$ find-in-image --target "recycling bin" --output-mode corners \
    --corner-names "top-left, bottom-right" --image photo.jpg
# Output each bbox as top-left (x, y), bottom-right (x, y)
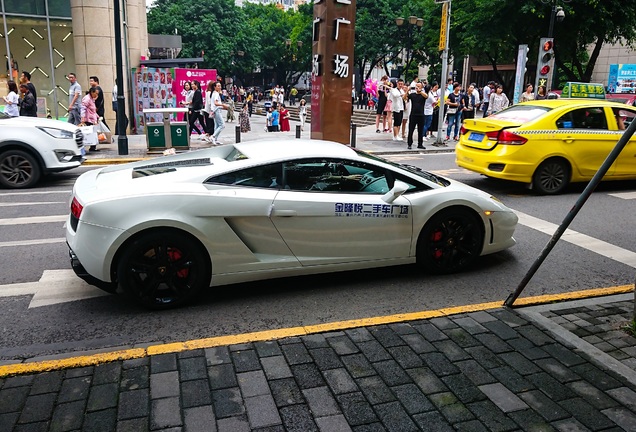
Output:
top-left (143, 107), bottom-right (190, 151)
top-left (170, 122), bottom-right (189, 149)
top-left (146, 122), bottom-right (166, 149)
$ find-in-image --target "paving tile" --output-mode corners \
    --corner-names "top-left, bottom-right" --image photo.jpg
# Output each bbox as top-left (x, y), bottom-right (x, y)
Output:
top-left (237, 370), bottom-right (270, 398)
top-left (356, 340), bottom-right (392, 362)
top-left (150, 396), bottom-right (182, 429)
top-left (310, 347), bottom-right (344, 371)
top-left (116, 416), bottom-right (149, 432)
top-left (465, 345), bottom-right (506, 370)
top-left (466, 400), bottom-right (519, 431)
top-left (507, 337), bottom-right (550, 361)
top-left (0, 412), bottom-right (18, 431)
top-left (92, 362), bottom-right (122, 385)
top-left (14, 421), bottom-right (49, 432)
top-left (454, 359), bottom-right (496, 386)
top-left (336, 392), bottom-right (378, 426)
top-left (17, 393), bottom-right (56, 424)
top-left (562, 397), bottom-right (616, 430)
top-left (323, 368), bottom-right (358, 394)
top-left (566, 381), bottom-right (619, 410)
top-left (519, 390), bottom-right (570, 422)
top-left (482, 320), bottom-right (519, 340)
top-left (232, 349), bottom-right (262, 372)
top-left (345, 328), bottom-right (374, 343)
top-left (489, 366), bottom-right (535, 393)
top-left (421, 352), bottom-right (460, 376)
top-left (373, 359), bottom-right (412, 386)
top-left (449, 419), bottom-right (489, 431)
top-left (507, 409), bottom-right (554, 432)
top-left (490, 309), bottom-right (528, 327)
top-left (374, 401), bottom-right (419, 432)
top-left (254, 341), bottom-right (283, 358)
top-left (2, 375), bottom-right (34, 389)
top-left (212, 387), bottom-right (245, 418)
top-left (442, 374), bottom-right (487, 404)
top-left (433, 339), bottom-right (472, 362)
top-left (205, 347), bottom-right (231, 365)
top-left (453, 317), bottom-right (489, 335)
top-left (245, 394), bottom-right (281, 428)
top-left (279, 404), bottom-right (319, 432)
top-left (303, 386), bottom-right (341, 417)
top-left (474, 333), bottom-right (513, 354)
top-left (412, 411), bottom-right (455, 432)
top-left (430, 317), bottom-right (459, 330)
top-left (117, 388), bottom-right (149, 420)
top-left (542, 344), bottom-right (586, 367)
top-left (151, 353), bottom-right (178, 373)
top-left (389, 322), bottom-right (417, 335)
top-left (183, 405), bottom-right (216, 432)
top-left (280, 343), bottom-right (313, 365)
top-left (65, 366), bottom-right (93, 378)
top-left (315, 414), bottom-right (352, 432)
top-left (326, 335), bottom-right (360, 355)
top-left (428, 392), bottom-right (474, 423)
top-left (82, 408), bottom-right (118, 432)
top-left (122, 357), bottom-right (149, 369)
top-left (260, 355), bottom-right (293, 380)
top-left (414, 322), bottom-right (449, 342)
top-left (150, 371), bottom-right (180, 399)
top-left (29, 371), bottom-right (64, 395)
top-left (399, 333), bottom-right (437, 354)
top-left (179, 356), bottom-right (208, 381)
top-left (58, 376), bottom-right (91, 403)
top-left (120, 365), bottom-right (149, 390)
top-left (216, 416), bottom-right (250, 432)
top-left (407, 366), bottom-right (448, 395)
top-left (601, 407), bottom-right (636, 432)
top-left (291, 363), bottom-right (326, 389)
top-left (301, 334), bottom-right (329, 349)
top-left (369, 326), bottom-right (405, 348)
top-left (181, 379), bottom-right (213, 408)
top-left (208, 364), bottom-right (238, 390)
top-left (570, 363), bottom-right (622, 391)
top-left (607, 387), bottom-right (636, 411)
top-left (356, 375), bottom-right (395, 404)
top-left (386, 345), bottom-right (423, 369)
top-left (534, 358), bottom-right (580, 383)
top-left (0, 386), bottom-right (30, 413)
top-left (279, 337), bottom-right (302, 345)
top-left (341, 354), bottom-right (376, 379)
top-left (87, 382), bottom-right (119, 412)
top-left (478, 383), bottom-right (528, 412)
top-left (499, 351), bottom-right (542, 376)
top-left (351, 422), bottom-right (387, 432)
top-left (49, 400), bottom-right (85, 432)
top-left (230, 343), bottom-right (255, 351)
top-left (391, 383), bottom-right (434, 414)
top-left (467, 311), bottom-right (498, 324)
top-left (269, 378), bottom-right (304, 408)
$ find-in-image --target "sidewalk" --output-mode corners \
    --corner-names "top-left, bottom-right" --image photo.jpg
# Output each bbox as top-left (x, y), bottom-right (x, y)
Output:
top-left (1, 292), bottom-right (635, 431)
top-left (83, 110), bottom-right (457, 165)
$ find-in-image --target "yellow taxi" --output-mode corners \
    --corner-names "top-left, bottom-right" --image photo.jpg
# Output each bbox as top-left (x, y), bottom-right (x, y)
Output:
top-left (455, 98), bottom-right (636, 194)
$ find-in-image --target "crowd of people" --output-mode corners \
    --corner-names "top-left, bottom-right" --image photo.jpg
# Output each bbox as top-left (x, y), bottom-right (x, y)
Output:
top-left (2, 71), bottom-right (39, 118)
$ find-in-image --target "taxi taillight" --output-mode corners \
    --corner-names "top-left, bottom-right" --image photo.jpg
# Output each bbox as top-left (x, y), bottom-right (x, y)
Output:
top-left (497, 130), bottom-right (527, 145)
top-left (71, 197), bottom-right (83, 219)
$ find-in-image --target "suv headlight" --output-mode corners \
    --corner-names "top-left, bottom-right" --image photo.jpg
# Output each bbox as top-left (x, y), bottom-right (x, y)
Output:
top-left (37, 127), bottom-right (75, 139)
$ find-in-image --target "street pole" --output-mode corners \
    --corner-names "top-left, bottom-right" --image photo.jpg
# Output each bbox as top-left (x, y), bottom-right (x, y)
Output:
top-left (435, 1), bottom-right (451, 146)
top-left (548, 1), bottom-right (556, 38)
top-left (114, 0), bottom-right (128, 155)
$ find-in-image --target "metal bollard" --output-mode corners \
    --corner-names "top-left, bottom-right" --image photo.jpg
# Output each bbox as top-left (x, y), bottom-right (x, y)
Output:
top-left (296, 125), bottom-right (301, 139)
top-left (235, 125), bottom-right (241, 143)
top-left (350, 123), bottom-right (357, 148)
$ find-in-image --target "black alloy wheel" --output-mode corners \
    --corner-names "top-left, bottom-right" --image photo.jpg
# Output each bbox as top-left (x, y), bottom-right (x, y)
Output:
top-left (0, 150), bottom-right (41, 188)
top-left (417, 208), bottom-right (483, 274)
top-left (533, 158), bottom-right (570, 195)
top-left (117, 231), bottom-right (210, 309)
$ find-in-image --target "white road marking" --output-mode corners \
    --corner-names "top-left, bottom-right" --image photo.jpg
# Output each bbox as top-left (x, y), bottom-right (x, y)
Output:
top-left (0, 238), bottom-right (65, 248)
top-left (608, 192), bottom-right (636, 200)
top-left (0, 190), bottom-right (71, 197)
top-left (0, 202), bottom-right (65, 207)
top-left (514, 210), bottom-right (636, 268)
top-left (0, 215), bottom-right (67, 226)
top-left (0, 270), bottom-right (108, 308)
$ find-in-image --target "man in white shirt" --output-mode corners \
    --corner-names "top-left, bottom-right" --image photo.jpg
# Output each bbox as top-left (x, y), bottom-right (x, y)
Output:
top-left (482, 81), bottom-right (494, 117)
top-left (210, 82), bottom-right (229, 144)
top-left (390, 79), bottom-right (406, 141)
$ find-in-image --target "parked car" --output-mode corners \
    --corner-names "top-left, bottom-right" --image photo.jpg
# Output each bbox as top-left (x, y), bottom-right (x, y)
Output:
top-left (0, 112), bottom-right (85, 188)
top-left (67, 140), bottom-right (518, 309)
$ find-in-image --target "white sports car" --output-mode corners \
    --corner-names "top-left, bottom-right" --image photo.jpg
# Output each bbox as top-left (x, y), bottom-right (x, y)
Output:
top-left (0, 112), bottom-right (85, 188)
top-left (66, 140), bottom-right (518, 309)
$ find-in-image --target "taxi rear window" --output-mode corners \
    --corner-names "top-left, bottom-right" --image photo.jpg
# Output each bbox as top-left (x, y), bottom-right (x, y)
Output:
top-left (489, 105), bottom-right (551, 123)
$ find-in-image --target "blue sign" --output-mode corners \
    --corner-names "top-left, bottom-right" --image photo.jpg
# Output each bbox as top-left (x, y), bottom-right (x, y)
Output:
top-left (607, 64), bottom-right (636, 93)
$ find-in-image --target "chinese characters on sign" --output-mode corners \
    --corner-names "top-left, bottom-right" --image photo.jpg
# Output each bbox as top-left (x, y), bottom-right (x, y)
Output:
top-left (561, 82), bottom-right (606, 99)
top-left (334, 203), bottom-right (410, 218)
top-left (312, 1), bottom-right (353, 79)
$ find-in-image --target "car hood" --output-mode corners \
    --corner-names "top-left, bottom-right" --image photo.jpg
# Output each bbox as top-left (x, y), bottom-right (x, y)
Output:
top-left (2, 116), bottom-right (79, 132)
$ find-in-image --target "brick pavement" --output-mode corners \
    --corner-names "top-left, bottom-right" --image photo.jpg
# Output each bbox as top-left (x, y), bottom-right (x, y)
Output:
top-left (1, 296), bottom-right (635, 431)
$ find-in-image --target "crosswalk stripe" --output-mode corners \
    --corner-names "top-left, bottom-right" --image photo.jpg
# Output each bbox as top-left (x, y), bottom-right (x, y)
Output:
top-left (0, 215), bottom-right (67, 226)
top-left (0, 202), bottom-right (65, 207)
top-left (608, 192), bottom-right (636, 200)
top-left (0, 190), bottom-right (71, 197)
top-left (0, 238), bottom-right (65, 248)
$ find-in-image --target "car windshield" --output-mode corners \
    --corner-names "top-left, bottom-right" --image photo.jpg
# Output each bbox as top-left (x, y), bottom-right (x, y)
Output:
top-left (489, 105), bottom-right (552, 123)
top-left (353, 149), bottom-right (449, 186)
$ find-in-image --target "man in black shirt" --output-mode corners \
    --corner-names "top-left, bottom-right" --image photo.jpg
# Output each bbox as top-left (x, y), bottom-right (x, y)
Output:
top-left (20, 71), bottom-right (37, 100)
top-left (89, 76), bottom-right (107, 128)
top-left (407, 82), bottom-right (427, 149)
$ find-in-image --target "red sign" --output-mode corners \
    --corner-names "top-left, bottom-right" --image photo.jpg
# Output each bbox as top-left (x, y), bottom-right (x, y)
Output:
top-left (173, 69), bottom-right (217, 119)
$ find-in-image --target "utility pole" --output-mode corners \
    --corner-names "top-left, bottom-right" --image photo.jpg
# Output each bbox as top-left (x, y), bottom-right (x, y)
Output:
top-left (114, 0), bottom-right (128, 155)
top-left (435, 0), bottom-right (451, 146)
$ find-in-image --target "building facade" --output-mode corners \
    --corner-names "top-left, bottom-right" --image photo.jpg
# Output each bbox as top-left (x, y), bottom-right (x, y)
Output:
top-left (1, 0), bottom-right (148, 126)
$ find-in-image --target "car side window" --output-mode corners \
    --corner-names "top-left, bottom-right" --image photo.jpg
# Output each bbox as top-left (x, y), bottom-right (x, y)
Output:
top-left (612, 107), bottom-right (635, 130)
top-left (556, 107), bottom-right (608, 130)
top-left (283, 158), bottom-right (393, 194)
top-left (205, 163), bottom-right (282, 188)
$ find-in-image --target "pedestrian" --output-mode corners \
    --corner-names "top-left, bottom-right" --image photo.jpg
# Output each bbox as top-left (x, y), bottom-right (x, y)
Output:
top-left (89, 76), bottom-right (106, 128)
top-left (112, 83), bottom-right (118, 134)
top-left (425, 82), bottom-right (441, 145)
top-left (520, 83), bottom-right (535, 103)
top-left (211, 81), bottom-right (229, 144)
top-left (266, 107), bottom-right (273, 132)
top-left (481, 81), bottom-right (494, 117)
top-left (390, 79), bottom-right (405, 141)
top-left (202, 81), bottom-right (215, 142)
top-left (20, 71), bottom-right (36, 99)
top-left (247, 92), bottom-right (254, 117)
top-left (271, 105), bottom-right (280, 132)
top-left (290, 87), bottom-right (298, 106)
top-left (279, 104), bottom-right (290, 132)
top-left (299, 98), bottom-right (307, 131)
top-left (536, 85), bottom-right (548, 100)
top-left (446, 83), bottom-right (463, 141)
top-left (3, 80), bottom-right (20, 117)
top-left (239, 103), bottom-right (251, 133)
top-left (226, 97), bottom-right (236, 122)
top-left (487, 85), bottom-right (510, 116)
top-left (81, 87), bottom-right (100, 151)
top-left (188, 80), bottom-right (205, 138)
top-left (18, 83), bottom-right (37, 117)
top-left (384, 81), bottom-right (394, 132)
top-left (67, 72), bottom-right (82, 125)
top-left (407, 82), bottom-right (427, 150)
top-left (462, 84), bottom-right (477, 120)
top-left (375, 75), bottom-right (389, 133)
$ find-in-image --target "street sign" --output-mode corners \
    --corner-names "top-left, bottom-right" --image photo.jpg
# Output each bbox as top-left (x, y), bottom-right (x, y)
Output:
top-left (439, 2), bottom-right (448, 51)
top-left (561, 82), bottom-right (606, 99)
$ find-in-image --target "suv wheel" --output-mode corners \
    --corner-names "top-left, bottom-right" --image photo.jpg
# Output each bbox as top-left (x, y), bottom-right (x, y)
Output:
top-left (0, 149), bottom-right (41, 188)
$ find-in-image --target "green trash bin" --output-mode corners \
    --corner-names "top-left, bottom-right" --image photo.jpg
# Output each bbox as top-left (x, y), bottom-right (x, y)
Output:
top-left (170, 122), bottom-right (190, 149)
top-left (146, 122), bottom-right (166, 149)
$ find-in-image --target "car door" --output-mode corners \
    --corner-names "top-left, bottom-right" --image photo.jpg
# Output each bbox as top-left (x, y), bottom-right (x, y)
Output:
top-left (610, 106), bottom-right (636, 177)
top-left (554, 106), bottom-right (617, 177)
top-left (204, 162), bottom-right (300, 271)
top-left (270, 158), bottom-right (413, 266)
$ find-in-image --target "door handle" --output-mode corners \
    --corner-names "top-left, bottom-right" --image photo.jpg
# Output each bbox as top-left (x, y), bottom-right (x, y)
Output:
top-left (561, 136), bottom-right (574, 143)
top-left (272, 210), bottom-right (297, 217)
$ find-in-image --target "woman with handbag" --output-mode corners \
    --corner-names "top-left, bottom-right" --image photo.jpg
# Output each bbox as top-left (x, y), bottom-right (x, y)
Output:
top-left (81, 87), bottom-right (100, 150)
top-left (299, 99), bottom-right (307, 131)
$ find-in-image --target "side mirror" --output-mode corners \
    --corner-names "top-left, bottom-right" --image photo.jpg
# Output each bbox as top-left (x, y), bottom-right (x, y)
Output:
top-left (382, 180), bottom-right (410, 203)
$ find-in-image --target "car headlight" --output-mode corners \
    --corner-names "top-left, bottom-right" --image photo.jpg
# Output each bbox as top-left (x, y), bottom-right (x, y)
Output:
top-left (37, 127), bottom-right (75, 139)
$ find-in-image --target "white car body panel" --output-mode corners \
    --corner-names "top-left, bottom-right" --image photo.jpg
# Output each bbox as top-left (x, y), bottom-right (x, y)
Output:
top-left (66, 140), bottom-right (518, 290)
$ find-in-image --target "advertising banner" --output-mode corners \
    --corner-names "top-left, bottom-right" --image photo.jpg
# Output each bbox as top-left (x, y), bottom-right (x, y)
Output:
top-left (173, 69), bottom-right (217, 119)
top-left (607, 64), bottom-right (636, 93)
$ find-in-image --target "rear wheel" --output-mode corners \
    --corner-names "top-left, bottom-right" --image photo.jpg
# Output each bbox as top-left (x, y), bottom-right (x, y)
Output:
top-left (417, 208), bottom-right (483, 274)
top-left (117, 231), bottom-right (210, 309)
top-left (533, 159), bottom-right (570, 195)
top-left (0, 150), bottom-right (41, 188)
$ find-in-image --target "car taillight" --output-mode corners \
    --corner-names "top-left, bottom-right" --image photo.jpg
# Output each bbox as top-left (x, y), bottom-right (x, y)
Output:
top-left (497, 130), bottom-right (527, 145)
top-left (486, 131), bottom-right (500, 140)
top-left (71, 197), bottom-right (83, 219)
top-left (460, 126), bottom-right (467, 135)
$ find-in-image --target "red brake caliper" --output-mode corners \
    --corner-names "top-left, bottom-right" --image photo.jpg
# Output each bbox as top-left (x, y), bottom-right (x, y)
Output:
top-left (431, 230), bottom-right (444, 260)
top-left (168, 248), bottom-right (189, 278)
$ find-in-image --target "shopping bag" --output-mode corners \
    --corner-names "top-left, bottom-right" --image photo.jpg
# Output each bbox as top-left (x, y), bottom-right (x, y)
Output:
top-left (96, 120), bottom-right (112, 144)
top-left (80, 125), bottom-right (98, 146)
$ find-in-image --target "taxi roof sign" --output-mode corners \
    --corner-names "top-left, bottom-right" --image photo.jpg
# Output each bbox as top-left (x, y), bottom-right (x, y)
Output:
top-left (561, 82), bottom-right (606, 99)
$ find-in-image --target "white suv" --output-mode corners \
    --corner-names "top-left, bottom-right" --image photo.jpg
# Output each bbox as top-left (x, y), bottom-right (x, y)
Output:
top-left (0, 113), bottom-right (85, 188)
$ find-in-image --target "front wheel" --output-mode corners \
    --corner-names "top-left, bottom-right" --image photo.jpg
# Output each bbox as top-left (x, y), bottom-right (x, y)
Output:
top-left (117, 231), bottom-right (211, 309)
top-left (0, 150), bottom-right (41, 188)
top-left (417, 208), bottom-right (483, 274)
top-left (532, 159), bottom-right (570, 195)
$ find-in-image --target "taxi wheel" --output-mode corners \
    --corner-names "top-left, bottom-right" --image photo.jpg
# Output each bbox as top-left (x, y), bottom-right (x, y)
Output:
top-left (117, 231), bottom-right (211, 310)
top-left (417, 208), bottom-right (483, 274)
top-left (533, 159), bottom-right (570, 195)
top-left (0, 150), bottom-right (41, 189)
